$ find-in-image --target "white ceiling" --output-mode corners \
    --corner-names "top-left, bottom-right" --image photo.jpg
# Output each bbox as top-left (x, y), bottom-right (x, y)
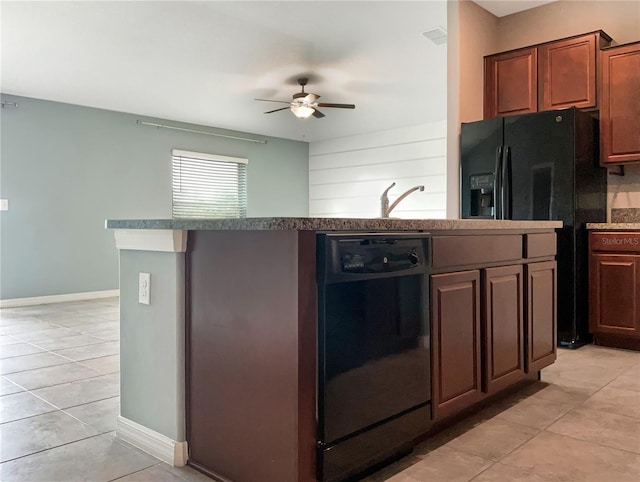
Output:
top-left (474, 0), bottom-right (558, 18)
top-left (1, 1), bottom-right (448, 143)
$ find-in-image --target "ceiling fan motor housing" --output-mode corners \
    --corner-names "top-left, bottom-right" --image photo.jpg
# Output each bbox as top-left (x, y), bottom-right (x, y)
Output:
top-left (256, 76), bottom-right (354, 118)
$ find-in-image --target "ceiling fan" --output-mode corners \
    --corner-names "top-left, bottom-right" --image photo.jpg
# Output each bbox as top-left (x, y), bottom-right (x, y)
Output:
top-left (255, 78), bottom-right (356, 119)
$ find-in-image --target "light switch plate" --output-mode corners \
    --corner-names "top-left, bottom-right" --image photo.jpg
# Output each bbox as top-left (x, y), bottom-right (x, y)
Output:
top-left (139, 272), bottom-right (150, 305)
top-left (0, 199), bottom-right (8, 211)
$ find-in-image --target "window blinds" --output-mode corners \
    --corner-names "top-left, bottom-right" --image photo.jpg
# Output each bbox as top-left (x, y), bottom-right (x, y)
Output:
top-left (172, 149), bottom-right (248, 218)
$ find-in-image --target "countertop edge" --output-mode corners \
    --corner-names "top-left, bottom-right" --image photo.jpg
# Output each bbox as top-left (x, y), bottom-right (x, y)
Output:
top-left (106, 217), bottom-right (563, 231)
top-left (587, 223), bottom-right (640, 231)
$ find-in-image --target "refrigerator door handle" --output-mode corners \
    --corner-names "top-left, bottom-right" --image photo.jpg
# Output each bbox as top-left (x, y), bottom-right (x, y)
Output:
top-left (502, 146), bottom-right (512, 220)
top-left (494, 146), bottom-right (503, 220)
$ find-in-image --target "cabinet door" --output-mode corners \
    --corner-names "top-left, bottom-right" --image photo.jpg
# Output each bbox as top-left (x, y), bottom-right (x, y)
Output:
top-left (484, 48), bottom-right (537, 119)
top-left (600, 42), bottom-right (640, 164)
top-left (525, 261), bottom-right (557, 373)
top-left (431, 271), bottom-right (483, 420)
top-left (590, 254), bottom-right (640, 337)
top-left (538, 33), bottom-right (598, 111)
top-left (483, 265), bottom-right (525, 394)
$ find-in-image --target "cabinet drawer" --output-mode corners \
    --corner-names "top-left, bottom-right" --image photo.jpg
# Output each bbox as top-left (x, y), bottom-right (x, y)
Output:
top-left (590, 232), bottom-right (640, 252)
top-left (525, 233), bottom-right (556, 258)
top-left (432, 235), bottom-right (522, 268)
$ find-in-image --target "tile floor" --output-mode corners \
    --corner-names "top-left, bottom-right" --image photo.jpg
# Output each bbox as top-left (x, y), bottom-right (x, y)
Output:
top-left (0, 298), bottom-right (209, 482)
top-left (363, 343), bottom-right (640, 482)
top-left (1, 298), bottom-right (639, 481)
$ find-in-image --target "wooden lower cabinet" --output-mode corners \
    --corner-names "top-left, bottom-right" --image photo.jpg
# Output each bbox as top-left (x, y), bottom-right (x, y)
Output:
top-left (432, 261), bottom-right (557, 421)
top-left (430, 231), bottom-right (558, 422)
top-left (590, 254), bottom-right (640, 337)
top-left (483, 265), bottom-right (525, 394)
top-left (589, 232), bottom-right (640, 350)
top-left (431, 270), bottom-right (483, 420)
top-left (525, 261), bottom-right (557, 373)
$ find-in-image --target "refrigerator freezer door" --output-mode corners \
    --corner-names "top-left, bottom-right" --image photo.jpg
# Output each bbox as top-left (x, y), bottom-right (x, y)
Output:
top-left (504, 109), bottom-right (575, 225)
top-left (461, 117), bottom-right (503, 219)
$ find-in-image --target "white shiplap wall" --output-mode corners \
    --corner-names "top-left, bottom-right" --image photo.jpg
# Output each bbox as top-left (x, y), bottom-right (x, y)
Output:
top-left (309, 121), bottom-right (447, 218)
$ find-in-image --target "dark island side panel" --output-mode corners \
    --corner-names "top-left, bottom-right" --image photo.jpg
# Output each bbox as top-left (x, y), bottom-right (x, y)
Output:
top-left (186, 230), bottom-right (316, 482)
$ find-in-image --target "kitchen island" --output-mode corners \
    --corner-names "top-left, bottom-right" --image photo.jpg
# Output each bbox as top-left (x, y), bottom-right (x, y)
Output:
top-left (107, 217), bottom-right (561, 482)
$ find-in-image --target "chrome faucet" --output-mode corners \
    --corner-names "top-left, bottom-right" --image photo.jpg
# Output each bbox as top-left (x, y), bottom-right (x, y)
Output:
top-left (380, 182), bottom-right (425, 218)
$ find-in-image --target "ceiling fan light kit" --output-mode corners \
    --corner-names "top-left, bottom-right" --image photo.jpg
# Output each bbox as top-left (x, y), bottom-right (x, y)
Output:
top-left (291, 103), bottom-right (315, 119)
top-left (256, 77), bottom-right (355, 119)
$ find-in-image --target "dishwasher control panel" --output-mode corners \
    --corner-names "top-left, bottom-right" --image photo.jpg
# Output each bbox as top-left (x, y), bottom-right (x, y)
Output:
top-left (339, 242), bottom-right (422, 273)
top-left (318, 233), bottom-right (431, 283)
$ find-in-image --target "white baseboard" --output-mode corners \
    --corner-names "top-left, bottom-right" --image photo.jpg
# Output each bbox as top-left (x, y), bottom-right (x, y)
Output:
top-left (0, 289), bottom-right (120, 308)
top-left (116, 416), bottom-right (188, 467)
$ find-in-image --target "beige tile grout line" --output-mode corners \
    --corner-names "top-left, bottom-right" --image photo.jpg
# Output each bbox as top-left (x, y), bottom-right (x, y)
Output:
top-left (0, 348), bottom-right (117, 376)
top-left (0, 314), bottom-right (118, 365)
top-left (0, 312), bottom-right (120, 445)
top-left (0, 431), bottom-right (119, 465)
top-left (466, 354), bottom-right (640, 480)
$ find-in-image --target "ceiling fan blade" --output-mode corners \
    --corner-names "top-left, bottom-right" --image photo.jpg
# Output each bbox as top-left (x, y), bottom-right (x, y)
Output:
top-left (255, 98), bottom-right (291, 104)
top-left (264, 107), bottom-right (290, 114)
top-left (304, 93), bottom-right (320, 103)
top-left (316, 103), bottom-right (356, 109)
top-left (312, 109), bottom-right (325, 119)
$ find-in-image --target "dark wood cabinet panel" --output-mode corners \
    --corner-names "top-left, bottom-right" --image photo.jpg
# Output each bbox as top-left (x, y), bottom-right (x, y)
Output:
top-left (525, 261), bottom-right (557, 373)
top-left (591, 232), bottom-right (640, 253)
top-left (431, 270), bottom-right (483, 420)
top-left (538, 34), bottom-right (598, 111)
top-left (484, 31), bottom-right (611, 120)
top-left (524, 233), bottom-right (557, 259)
top-left (589, 232), bottom-right (640, 350)
top-left (432, 235), bottom-right (522, 269)
top-left (590, 254), bottom-right (640, 337)
top-left (484, 48), bottom-right (537, 119)
top-left (187, 231), bottom-right (317, 482)
top-left (483, 265), bottom-right (525, 394)
top-left (599, 42), bottom-right (640, 165)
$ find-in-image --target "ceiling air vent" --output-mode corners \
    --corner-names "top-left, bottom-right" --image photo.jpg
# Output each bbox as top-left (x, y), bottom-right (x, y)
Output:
top-left (422, 27), bottom-right (447, 45)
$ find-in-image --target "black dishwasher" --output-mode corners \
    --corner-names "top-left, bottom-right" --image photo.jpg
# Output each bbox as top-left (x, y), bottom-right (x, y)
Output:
top-left (317, 233), bottom-right (432, 482)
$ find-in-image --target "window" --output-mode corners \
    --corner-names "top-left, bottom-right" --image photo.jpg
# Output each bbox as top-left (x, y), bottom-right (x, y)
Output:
top-left (172, 149), bottom-right (247, 218)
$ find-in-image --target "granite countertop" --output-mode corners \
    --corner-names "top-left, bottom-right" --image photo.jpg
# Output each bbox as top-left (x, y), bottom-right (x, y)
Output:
top-left (106, 217), bottom-right (562, 231)
top-left (611, 208), bottom-right (640, 223)
top-left (587, 208), bottom-right (640, 230)
top-left (587, 223), bottom-right (640, 231)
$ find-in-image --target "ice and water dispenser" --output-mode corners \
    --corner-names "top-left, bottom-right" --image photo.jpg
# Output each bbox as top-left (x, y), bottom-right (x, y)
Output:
top-left (469, 173), bottom-right (495, 218)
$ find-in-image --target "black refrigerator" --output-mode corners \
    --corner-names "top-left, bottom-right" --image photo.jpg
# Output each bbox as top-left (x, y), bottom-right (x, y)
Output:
top-left (460, 107), bottom-right (607, 348)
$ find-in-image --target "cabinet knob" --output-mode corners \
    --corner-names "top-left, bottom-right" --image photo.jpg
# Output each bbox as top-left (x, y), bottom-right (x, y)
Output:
top-left (408, 251), bottom-right (420, 265)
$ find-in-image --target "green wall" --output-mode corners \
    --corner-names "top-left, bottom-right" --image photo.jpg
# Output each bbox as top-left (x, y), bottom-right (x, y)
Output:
top-left (119, 249), bottom-right (186, 441)
top-left (0, 94), bottom-right (309, 300)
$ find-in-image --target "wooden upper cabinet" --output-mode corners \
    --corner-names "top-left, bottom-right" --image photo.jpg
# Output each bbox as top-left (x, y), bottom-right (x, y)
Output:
top-left (484, 48), bottom-right (537, 119)
top-left (538, 34), bottom-right (599, 111)
top-left (484, 31), bottom-right (612, 119)
top-left (599, 42), bottom-right (640, 165)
